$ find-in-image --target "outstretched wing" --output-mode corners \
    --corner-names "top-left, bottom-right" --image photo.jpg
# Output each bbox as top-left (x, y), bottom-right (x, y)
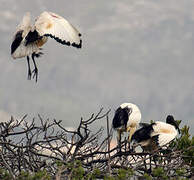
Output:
top-left (15, 12), bottom-right (31, 36)
top-left (34, 11), bottom-right (82, 48)
top-left (11, 12), bottom-right (31, 56)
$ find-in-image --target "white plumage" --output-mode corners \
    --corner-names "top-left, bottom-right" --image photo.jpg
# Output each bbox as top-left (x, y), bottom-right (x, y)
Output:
top-left (11, 11), bottom-right (82, 82)
top-left (112, 103), bottom-right (141, 143)
top-left (151, 121), bottom-right (178, 147)
top-left (132, 115), bottom-right (180, 151)
top-left (35, 12), bottom-right (81, 45)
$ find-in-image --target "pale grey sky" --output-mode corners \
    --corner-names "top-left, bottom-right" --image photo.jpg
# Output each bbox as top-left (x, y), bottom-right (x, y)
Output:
top-left (0, 0), bottom-right (193, 134)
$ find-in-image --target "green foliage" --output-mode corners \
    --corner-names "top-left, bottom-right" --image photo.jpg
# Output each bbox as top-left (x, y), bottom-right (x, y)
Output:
top-left (104, 176), bottom-right (115, 180)
top-left (0, 169), bottom-right (12, 180)
top-left (15, 171), bottom-right (30, 180)
top-left (176, 120), bottom-right (182, 127)
top-left (86, 168), bottom-right (101, 180)
top-left (31, 170), bottom-right (51, 180)
top-left (172, 125), bottom-right (194, 169)
top-left (152, 167), bottom-right (168, 180)
top-left (56, 160), bottom-right (64, 167)
top-left (15, 170), bottom-right (51, 180)
top-left (92, 168), bottom-right (101, 177)
top-left (117, 169), bottom-right (128, 180)
top-left (117, 168), bottom-right (133, 180)
top-left (175, 168), bottom-right (186, 177)
top-left (104, 168), bottom-right (134, 180)
top-left (150, 120), bottom-right (154, 124)
top-left (143, 173), bottom-right (152, 180)
top-left (66, 160), bottom-right (85, 180)
top-left (0, 169), bottom-right (51, 180)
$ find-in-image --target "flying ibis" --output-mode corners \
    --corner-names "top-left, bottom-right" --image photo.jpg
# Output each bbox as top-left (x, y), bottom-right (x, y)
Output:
top-left (11, 11), bottom-right (82, 82)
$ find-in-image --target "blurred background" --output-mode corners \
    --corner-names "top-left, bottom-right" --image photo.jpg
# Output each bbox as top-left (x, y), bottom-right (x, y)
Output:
top-left (0, 0), bottom-right (193, 133)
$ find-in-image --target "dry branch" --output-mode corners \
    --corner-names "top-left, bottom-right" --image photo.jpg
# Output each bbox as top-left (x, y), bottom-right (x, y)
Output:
top-left (0, 109), bottom-right (193, 179)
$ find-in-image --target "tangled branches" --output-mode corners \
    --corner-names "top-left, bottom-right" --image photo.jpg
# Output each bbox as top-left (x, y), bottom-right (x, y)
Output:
top-left (0, 109), bottom-right (193, 179)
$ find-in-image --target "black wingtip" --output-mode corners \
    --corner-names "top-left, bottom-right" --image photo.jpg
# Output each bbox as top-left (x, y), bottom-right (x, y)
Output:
top-left (45, 34), bottom-right (82, 49)
top-left (11, 30), bottom-right (23, 54)
top-left (72, 39), bottom-right (82, 48)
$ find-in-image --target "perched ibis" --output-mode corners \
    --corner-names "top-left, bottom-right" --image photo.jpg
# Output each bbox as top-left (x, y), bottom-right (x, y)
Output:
top-left (112, 103), bottom-right (141, 144)
top-left (132, 115), bottom-right (180, 151)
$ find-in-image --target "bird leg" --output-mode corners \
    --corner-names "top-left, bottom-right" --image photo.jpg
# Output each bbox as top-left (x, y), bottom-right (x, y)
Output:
top-left (31, 53), bottom-right (38, 82)
top-left (117, 130), bottom-right (122, 153)
top-left (126, 126), bottom-right (136, 150)
top-left (127, 126), bottom-right (136, 142)
top-left (26, 56), bottom-right (32, 80)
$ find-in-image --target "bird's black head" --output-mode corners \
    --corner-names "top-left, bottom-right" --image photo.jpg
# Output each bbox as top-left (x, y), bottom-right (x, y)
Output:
top-left (112, 107), bottom-right (132, 129)
top-left (166, 115), bottom-right (180, 134)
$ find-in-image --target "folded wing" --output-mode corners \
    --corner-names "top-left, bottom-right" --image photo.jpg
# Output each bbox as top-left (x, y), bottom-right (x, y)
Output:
top-left (153, 133), bottom-right (177, 147)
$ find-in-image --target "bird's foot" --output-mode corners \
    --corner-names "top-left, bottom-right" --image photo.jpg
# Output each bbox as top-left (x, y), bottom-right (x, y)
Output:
top-left (34, 52), bottom-right (43, 58)
top-left (32, 67), bottom-right (38, 82)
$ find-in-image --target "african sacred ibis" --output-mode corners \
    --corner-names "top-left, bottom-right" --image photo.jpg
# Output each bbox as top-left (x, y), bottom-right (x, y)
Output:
top-left (11, 11), bottom-right (82, 82)
top-left (112, 103), bottom-right (141, 144)
top-left (131, 115), bottom-right (180, 151)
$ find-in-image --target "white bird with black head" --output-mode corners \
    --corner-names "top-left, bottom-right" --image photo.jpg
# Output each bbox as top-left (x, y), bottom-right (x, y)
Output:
top-left (11, 11), bottom-right (82, 82)
top-left (132, 115), bottom-right (180, 151)
top-left (112, 103), bottom-right (141, 144)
